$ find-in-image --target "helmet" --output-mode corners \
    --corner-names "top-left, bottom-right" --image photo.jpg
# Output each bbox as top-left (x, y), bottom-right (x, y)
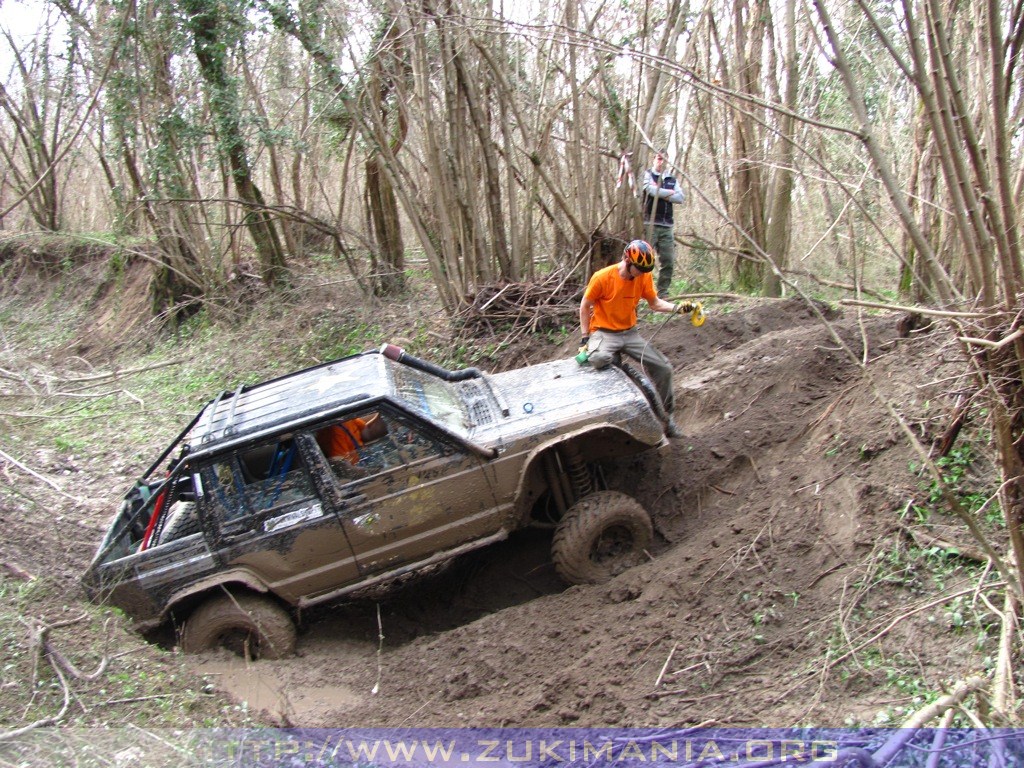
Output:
top-left (624, 239), bottom-right (655, 272)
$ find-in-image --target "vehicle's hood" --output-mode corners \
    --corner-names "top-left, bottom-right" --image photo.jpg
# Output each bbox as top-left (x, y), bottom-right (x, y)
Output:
top-left (471, 357), bottom-right (663, 445)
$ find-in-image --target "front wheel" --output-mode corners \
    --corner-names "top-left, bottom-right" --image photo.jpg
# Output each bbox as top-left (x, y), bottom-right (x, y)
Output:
top-left (552, 491), bottom-right (653, 584)
top-left (180, 592), bottom-right (297, 659)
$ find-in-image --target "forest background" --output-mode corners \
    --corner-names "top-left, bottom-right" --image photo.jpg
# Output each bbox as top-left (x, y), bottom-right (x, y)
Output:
top-left (3, 0), bottom-right (1024, 729)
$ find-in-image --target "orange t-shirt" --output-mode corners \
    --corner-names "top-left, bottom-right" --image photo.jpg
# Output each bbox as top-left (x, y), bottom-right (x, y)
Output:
top-left (317, 418), bottom-right (367, 460)
top-left (583, 264), bottom-right (657, 332)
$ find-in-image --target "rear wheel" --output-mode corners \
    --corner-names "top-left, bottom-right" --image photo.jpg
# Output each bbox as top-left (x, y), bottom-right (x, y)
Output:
top-left (552, 491), bottom-right (653, 584)
top-left (180, 592), bottom-right (297, 659)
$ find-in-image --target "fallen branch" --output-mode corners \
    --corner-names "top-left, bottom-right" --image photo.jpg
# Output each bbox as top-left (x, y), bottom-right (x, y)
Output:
top-left (900, 524), bottom-right (989, 563)
top-left (0, 448), bottom-right (82, 503)
top-left (0, 619), bottom-right (86, 741)
top-left (644, 688), bottom-right (734, 702)
top-left (56, 358), bottom-right (183, 384)
top-left (0, 664), bottom-right (72, 741)
top-left (958, 327), bottom-right (1024, 350)
top-left (1, 561), bottom-right (34, 580)
top-left (98, 693), bottom-right (174, 707)
top-left (898, 676), bottom-right (986, 730)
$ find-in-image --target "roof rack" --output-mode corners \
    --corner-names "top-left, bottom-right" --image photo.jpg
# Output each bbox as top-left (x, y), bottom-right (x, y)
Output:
top-left (199, 390), bottom-right (228, 444)
top-left (222, 383), bottom-right (247, 436)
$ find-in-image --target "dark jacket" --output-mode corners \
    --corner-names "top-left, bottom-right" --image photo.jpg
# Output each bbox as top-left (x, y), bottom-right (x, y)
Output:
top-left (642, 170), bottom-right (685, 227)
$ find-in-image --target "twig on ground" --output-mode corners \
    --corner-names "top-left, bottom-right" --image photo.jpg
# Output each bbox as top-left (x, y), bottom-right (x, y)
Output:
top-left (653, 643), bottom-right (677, 688)
top-left (0, 623), bottom-right (77, 741)
top-left (798, 383), bottom-right (858, 438)
top-left (55, 359), bottom-right (183, 384)
top-left (98, 694), bottom-right (174, 707)
top-left (1, 561), bottom-right (34, 581)
top-left (805, 562), bottom-right (846, 589)
top-left (371, 602), bottom-right (384, 695)
top-left (900, 524), bottom-right (988, 563)
top-left (830, 584), bottom-right (1005, 670)
top-left (780, 579), bottom-right (1007, 712)
top-left (644, 688), bottom-right (734, 702)
top-left (127, 723), bottom-right (193, 756)
top-left (745, 454), bottom-right (762, 484)
top-left (666, 660), bottom-right (710, 678)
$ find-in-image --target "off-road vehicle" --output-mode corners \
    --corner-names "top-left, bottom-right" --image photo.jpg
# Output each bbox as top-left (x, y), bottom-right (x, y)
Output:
top-left (82, 344), bottom-right (671, 658)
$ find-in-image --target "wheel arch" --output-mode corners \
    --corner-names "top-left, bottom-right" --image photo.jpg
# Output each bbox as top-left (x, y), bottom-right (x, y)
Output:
top-left (162, 569), bottom-right (285, 629)
top-left (511, 424), bottom-right (655, 525)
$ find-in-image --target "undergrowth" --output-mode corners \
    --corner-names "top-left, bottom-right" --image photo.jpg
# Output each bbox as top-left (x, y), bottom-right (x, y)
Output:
top-left (821, 414), bottom-right (1006, 728)
top-left (0, 576), bottom-right (254, 733)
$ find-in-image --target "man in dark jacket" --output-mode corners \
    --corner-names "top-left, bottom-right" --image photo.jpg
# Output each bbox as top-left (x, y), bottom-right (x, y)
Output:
top-left (641, 149), bottom-right (686, 297)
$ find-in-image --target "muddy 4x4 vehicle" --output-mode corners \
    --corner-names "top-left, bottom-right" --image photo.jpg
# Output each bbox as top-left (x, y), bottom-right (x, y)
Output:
top-left (83, 344), bottom-right (670, 658)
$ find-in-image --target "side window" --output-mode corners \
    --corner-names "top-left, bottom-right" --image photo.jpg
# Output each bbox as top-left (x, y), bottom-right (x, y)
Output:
top-left (313, 410), bottom-right (445, 486)
top-left (154, 471), bottom-right (201, 545)
top-left (200, 437), bottom-right (317, 528)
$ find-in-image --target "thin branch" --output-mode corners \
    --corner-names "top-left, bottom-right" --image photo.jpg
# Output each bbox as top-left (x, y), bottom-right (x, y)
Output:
top-left (839, 299), bottom-right (993, 319)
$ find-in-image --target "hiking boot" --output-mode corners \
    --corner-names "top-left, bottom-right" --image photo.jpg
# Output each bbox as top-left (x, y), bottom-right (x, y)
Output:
top-left (665, 418), bottom-right (683, 439)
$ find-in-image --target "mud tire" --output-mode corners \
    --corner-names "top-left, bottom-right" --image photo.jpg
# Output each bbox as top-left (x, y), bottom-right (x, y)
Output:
top-left (180, 592), bottom-right (297, 659)
top-left (552, 491), bottom-right (653, 584)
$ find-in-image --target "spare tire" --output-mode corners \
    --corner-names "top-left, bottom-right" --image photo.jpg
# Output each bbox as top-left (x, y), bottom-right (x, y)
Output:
top-left (180, 592), bottom-right (296, 659)
top-left (552, 490), bottom-right (653, 584)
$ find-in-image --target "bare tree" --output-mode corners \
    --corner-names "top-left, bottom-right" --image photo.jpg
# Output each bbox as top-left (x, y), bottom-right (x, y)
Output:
top-left (0, 17), bottom-right (82, 231)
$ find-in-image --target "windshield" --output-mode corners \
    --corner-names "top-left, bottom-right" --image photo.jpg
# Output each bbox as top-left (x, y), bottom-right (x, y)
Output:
top-left (391, 366), bottom-right (468, 432)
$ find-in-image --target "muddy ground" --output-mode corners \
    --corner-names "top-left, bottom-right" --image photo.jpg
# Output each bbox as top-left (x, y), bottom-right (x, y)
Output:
top-left (1, 268), bottom-right (996, 733)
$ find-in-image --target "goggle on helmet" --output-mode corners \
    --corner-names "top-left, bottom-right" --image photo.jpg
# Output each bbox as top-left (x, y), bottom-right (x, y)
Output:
top-left (624, 240), bottom-right (656, 272)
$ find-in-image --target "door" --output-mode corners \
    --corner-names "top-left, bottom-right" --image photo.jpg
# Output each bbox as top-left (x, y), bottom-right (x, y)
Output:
top-left (197, 434), bottom-right (359, 603)
top-left (306, 407), bottom-right (502, 577)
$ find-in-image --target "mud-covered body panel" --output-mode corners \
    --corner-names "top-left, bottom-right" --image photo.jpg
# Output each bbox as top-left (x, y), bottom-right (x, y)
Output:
top-left (82, 346), bottom-right (665, 629)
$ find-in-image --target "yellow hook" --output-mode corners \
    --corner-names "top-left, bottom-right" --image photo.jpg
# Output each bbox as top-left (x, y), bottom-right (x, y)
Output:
top-left (691, 302), bottom-right (706, 327)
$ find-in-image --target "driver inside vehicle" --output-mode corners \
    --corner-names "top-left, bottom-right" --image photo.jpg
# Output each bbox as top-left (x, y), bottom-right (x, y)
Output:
top-left (316, 413), bottom-right (387, 465)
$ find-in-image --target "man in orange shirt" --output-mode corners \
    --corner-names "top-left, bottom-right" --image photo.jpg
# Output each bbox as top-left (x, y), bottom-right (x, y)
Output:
top-left (579, 240), bottom-right (694, 438)
top-left (316, 413), bottom-right (387, 463)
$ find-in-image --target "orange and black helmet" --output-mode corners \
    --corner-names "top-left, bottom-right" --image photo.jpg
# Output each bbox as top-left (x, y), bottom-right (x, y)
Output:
top-left (624, 239), bottom-right (656, 272)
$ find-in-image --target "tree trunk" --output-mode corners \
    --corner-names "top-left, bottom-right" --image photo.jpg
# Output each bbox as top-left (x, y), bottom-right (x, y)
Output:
top-left (762, 0), bottom-right (796, 298)
top-left (181, 0), bottom-right (287, 287)
top-left (728, 0), bottom-right (771, 292)
top-left (365, 154), bottom-right (404, 295)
